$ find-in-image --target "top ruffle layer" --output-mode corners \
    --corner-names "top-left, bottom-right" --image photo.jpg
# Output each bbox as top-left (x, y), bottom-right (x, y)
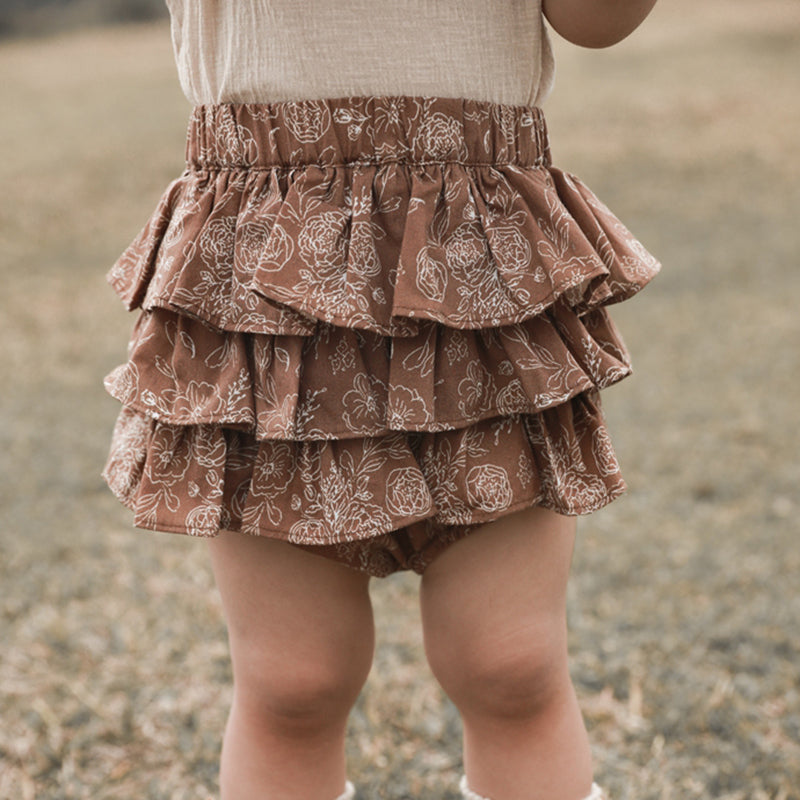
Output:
top-left (107, 97), bottom-right (661, 337)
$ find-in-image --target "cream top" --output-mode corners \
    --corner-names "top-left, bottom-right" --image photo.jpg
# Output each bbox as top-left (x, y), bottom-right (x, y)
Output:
top-left (165, 0), bottom-right (556, 108)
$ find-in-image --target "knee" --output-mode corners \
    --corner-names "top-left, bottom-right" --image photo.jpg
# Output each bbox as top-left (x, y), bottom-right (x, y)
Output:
top-left (231, 638), bottom-right (373, 735)
top-left (236, 664), bottom-right (366, 735)
top-left (424, 620), bottom-right (570, 721)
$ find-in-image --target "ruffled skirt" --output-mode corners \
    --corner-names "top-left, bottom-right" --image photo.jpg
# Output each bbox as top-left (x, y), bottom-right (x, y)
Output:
top-left (102, 96), bottom-right (660, 577)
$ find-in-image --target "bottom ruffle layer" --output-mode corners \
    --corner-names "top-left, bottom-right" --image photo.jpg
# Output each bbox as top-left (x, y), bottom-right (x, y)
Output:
top-left (103, 389), bottom-right (626, 575)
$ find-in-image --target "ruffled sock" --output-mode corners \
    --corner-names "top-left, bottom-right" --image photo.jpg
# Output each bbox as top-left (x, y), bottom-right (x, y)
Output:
top-left (459, 774), bottom-right (607, 800)
top-left (335, 780), bottom-right (356, 800)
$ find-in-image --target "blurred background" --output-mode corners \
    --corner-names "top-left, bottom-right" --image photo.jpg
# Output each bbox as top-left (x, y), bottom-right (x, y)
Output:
top-left (0, 0), bottom-right (166, 39)
top-left (1, 1), bottom-right (798, 798)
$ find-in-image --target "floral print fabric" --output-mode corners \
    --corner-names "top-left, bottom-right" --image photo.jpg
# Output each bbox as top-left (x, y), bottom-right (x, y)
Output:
top-left (103, 95), bottom-right (660, 577)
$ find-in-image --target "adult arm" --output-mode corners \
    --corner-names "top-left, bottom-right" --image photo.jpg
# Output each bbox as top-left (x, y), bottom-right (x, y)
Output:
top-left (542, 0), bottom-right (658, 48)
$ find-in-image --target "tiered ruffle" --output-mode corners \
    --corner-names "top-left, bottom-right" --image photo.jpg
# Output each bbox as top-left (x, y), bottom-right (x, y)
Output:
top-left (102, 96), bottom-right (660, 577)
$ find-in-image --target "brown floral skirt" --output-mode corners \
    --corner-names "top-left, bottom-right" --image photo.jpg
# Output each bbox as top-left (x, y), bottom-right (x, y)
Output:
top-left (102, 95), bottom-right (660, 578)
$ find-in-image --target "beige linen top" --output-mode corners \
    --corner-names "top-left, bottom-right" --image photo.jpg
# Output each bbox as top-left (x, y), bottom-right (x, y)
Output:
top-left (165, 0), bottom-right (556, 108)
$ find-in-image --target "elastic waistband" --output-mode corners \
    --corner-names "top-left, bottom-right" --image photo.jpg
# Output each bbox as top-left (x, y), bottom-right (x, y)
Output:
top-left (185, 95), bottom-right (551, 170)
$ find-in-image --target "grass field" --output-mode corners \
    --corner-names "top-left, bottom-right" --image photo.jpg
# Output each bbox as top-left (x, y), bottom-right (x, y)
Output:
top-left (1, 2), bottom-right (799, 798)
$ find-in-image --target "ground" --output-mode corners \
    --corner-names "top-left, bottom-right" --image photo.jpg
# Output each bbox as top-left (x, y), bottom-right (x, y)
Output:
top-left (1, 2), bottom-right (798, 798)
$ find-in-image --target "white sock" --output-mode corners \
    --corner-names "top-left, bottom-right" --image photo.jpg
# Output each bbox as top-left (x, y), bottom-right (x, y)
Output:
top-left (584, 784), bottom-right (606, 800)
top-left (459, 774), bottom-right (491, 800)
top-left (459, 774), bottom-right (607, 800)
top-left (334, 780), bottom-right (356, 800)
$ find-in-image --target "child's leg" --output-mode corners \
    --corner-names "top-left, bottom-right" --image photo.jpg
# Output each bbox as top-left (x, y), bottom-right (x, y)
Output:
top-left (419, 506), bottom-right (594, 800)
top-left (207, 531), bottom-right (375, 800)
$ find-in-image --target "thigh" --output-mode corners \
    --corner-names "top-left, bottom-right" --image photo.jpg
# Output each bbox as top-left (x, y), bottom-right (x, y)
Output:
top-left (207, 532), bottom-right (375, 680)
top-left (419, 505), bottom-right (577, 659)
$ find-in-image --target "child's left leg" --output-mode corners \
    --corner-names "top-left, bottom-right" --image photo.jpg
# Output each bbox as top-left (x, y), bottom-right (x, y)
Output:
top-left (419, 505), bottom-right (594, 800)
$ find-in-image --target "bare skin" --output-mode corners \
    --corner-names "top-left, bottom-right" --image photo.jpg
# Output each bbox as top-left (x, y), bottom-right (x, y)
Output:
top-left (207, 505), bottom-right (591, 800)
top-left (543, 0), bottom-right (659, 48)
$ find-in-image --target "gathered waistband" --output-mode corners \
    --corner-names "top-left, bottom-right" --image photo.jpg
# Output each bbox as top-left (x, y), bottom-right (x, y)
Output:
top-left (185, 95), bottom-right (551, 171)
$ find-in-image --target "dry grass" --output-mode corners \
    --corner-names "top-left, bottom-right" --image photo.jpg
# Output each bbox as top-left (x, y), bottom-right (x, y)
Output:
top-left (1, 2), bottom-right (799, 798)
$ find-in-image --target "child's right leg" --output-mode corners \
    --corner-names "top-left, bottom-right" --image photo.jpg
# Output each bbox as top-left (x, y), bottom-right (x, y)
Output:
top-left (207, 531), bottom-right (375, 800)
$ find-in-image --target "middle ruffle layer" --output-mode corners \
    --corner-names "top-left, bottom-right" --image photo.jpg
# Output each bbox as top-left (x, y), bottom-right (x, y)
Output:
top-left (104, 300), bottom-right (632, 441)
